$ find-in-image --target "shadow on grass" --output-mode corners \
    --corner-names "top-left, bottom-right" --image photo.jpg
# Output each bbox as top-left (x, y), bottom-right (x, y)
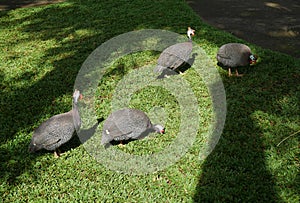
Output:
top-left (0, 0), bottom-right (299, 201)
top-left (0, 0), bottom-right (196, 187)
top-left (193, 49), bottom-right (300, 201)
top-left (0, 0), bottom-right (65, 11)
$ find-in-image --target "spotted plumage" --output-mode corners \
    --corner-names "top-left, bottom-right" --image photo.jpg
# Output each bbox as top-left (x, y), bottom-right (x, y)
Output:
top-left (101, 108), bottom-right (164, 148)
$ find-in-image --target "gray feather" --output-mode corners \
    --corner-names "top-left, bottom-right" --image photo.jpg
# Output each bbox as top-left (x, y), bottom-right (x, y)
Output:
top-left (29, 89), bottom-right (81, 153)
top-left (155, 27), bottom-right (194, 75)
top-left (216, 43), bottom-right (252, 67)
top-left (157, 42), bottom-right (192, 70)
top-left (101, 108), bottom-right (164, 147)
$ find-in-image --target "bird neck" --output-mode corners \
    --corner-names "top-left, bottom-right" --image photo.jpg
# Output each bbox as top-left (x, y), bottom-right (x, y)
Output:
top-left (72, 101), bottom-right (81, 131)
top-left (187, 35), bottom-right (192, 42)
top-left (72, 100), bottom-right (78, 110)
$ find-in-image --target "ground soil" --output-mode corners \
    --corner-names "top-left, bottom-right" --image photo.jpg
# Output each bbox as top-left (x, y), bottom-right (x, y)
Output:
top-left (187, 0), bottom-right (300, 58)
top-left (1, 0), bottom-right (299, 58)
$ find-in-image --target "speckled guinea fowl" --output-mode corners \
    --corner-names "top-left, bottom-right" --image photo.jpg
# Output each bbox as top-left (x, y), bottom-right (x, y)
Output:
top-left (154, 27), bottom-right (195, 77)
top-left (101, 108), bottom-right (165, 148)
top-left (28, 89), bottom-right (82, 157)
top-left (216, 43), bottom-right (258, 76)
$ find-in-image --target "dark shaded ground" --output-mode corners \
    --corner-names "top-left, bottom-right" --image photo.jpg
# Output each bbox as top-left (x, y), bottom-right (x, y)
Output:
top-left (0, 0), bottom-right (64, 11)
top-left (187, 0), bottom-right (300, 58)
top-left (1, 0), bottom-right (299, 57)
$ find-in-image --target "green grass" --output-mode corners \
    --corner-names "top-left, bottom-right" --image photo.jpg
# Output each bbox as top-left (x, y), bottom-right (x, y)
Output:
top-left (1, 0), bottom-right (299, 202)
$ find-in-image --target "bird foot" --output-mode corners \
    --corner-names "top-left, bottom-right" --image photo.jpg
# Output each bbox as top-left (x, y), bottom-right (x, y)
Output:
top-left (118, 143), bottom-right (125, 148)
top-left (118, 141), bottom-right (125, 148)
top-left (235, 69), bottom-right (243, 77)
top-left (228, 69), bottom-right (243, 77)
top-left (54, 150), bottom-right (60, 158)
top-left (54, 149), bottom-right (64, 158)
top-left (228, 73), bottom-right (244, 77)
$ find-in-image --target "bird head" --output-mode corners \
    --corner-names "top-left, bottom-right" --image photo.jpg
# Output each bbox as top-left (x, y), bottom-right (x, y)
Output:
top-left (73, 89), bottom-right (83, 103)
top-left (249, 54), bottom-right (258, 65)
top-left (187, 27), bottom-right (195, 39)
top-left (28, 140), bottom-right (42, 153)
top-left (154, 124), bottom-right (165, 134)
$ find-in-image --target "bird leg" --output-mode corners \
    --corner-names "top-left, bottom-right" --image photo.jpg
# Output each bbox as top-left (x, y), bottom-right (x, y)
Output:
top-left (118, 141), bottom-right (125, 147)
top-left (179, 71), bottom-right (186, 75)
top-left (54, 148), bottom-right (65, 158)
top-left (235, 69), bottom-right (244, 77)
top-left (228, 68), bottom-right (232, 77)
top-left (54, 149), bottom-right (61, 158)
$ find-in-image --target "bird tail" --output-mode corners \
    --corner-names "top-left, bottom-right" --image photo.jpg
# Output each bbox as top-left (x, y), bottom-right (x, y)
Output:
top-left (101, 135), bottom-right (112, 149)
top-left (104, 143), bottom-right (111, 149)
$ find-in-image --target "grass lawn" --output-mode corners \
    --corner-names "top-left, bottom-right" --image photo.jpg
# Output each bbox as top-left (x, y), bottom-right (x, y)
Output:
top-left (0, 0), bottom-right (299, 202)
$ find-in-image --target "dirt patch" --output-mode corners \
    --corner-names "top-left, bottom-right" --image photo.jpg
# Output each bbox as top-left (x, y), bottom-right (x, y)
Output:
top-left (187, 0), bottom-right (300, 58)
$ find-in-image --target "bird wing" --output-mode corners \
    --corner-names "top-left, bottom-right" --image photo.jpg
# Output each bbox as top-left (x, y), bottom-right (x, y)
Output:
top-left (33, 114), bottom-right (74, 148)
top-left (217, 51), bottom-right (231, 60)
top-left (158, 52), bottom-right (186, 69)
top-left (216, 49), bottom-right (235, 67)
top-left (113, 131), bottom-right (134, 141)
top-left (41, 136), bottom-right (61, 148)
top-left (158, 42), bottom-right (192, 70)
top-left (39, 124), bottom-right (72, 148)
top-left (154, 65), bottom-right (168, 72)
top-left (102, 108), bottom-right (151, 144)
top-left (32, 126), bottom-right (62, 149)
top-left (104, 124), bottom-right (133, 139)
top-left (102, 114), bottom-right (134, 141)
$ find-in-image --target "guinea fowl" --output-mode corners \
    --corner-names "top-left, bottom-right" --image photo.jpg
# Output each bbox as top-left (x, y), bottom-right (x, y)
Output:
top-left (155, 27), bottom-right (195, 77)
top-left (101, 108), bottom-right (165, 148)
top-left (28, 89), bottom-right (82, 157)
top-left (216, 43), bottom-right (258, 76)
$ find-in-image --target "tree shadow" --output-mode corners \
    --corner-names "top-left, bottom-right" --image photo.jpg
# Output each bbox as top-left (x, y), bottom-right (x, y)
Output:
top-left (193, 49), bottom-right (300, 201)
top-left (0, 0), bottom-right (198, 187)
top-left (1, 0), bottom-right (299, 201)
top-left (0, 0), bottom-right (65, 11)
top-left (193, 103), bottom-right (279, 201)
